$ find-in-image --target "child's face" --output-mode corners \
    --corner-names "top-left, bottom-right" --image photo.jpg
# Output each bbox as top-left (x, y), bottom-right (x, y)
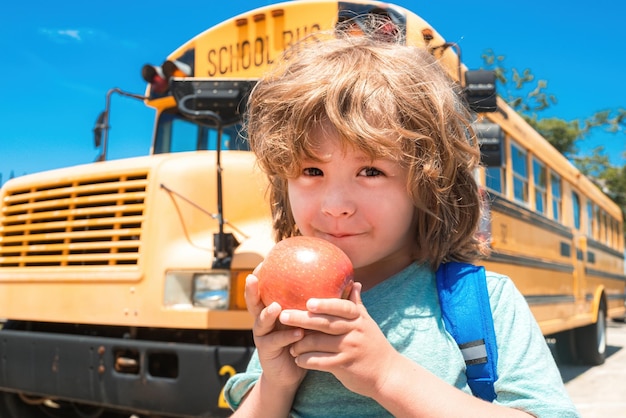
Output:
top-left (287, 125), bottom-right (417, 282)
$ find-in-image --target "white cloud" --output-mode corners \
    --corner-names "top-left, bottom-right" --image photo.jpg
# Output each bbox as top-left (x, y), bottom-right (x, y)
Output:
top-left (58, 29), bottom-right (82, 41)
top-left (39, 28), bottom-right (100, 43)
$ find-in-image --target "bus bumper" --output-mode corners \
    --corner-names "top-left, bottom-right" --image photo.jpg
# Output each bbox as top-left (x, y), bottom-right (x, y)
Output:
top-left (0, 329), bottom-right (253, 417)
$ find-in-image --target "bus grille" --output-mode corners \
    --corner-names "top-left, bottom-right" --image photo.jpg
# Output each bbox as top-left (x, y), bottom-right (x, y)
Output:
top-left (0, 172), bottom-right (148, 268)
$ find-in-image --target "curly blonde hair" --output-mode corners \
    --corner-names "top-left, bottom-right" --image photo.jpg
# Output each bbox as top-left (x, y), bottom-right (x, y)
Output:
top-left (246, 31), bottom-right (488, 269)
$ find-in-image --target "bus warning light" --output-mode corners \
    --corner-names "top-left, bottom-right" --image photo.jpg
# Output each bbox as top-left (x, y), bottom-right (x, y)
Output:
top-left (141, 64), bottom-right (168, 94)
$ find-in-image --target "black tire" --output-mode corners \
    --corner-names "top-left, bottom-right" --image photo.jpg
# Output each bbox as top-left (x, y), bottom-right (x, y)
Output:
top-left (574, 303), bottom-right (607, 366)
top-left (554, 329), bottom-right (578, 364)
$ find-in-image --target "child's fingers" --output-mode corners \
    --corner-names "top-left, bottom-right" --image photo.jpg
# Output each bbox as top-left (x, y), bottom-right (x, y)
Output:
top-left (305, 295), bottom-right (362, 320)
top-left (255, 301), bottom-right (283, 337)
top-left (302, 281), bottom-right (362, 318)
top-left (348, 282), bottom-right (363, 305)
top-left (244, 273), bottom-right (264, 317)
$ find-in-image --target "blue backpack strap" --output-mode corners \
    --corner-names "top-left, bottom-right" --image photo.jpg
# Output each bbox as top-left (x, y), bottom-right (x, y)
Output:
top-left (435, 262), bottom-right (498, 402)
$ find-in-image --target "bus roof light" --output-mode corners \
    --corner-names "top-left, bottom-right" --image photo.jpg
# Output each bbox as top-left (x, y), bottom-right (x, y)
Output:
top-left (421, 28), bottom-right (434, 42)
top-left (163, 60), bottom-right (192, 79)
top-left (271, 9), bottom-right (284, 18)
top-left (141, 64), bottom-right (168, 94)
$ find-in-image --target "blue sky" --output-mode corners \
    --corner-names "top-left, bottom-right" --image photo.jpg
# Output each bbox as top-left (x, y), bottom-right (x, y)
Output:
top-left (1, 0), bottom-right (624, 186)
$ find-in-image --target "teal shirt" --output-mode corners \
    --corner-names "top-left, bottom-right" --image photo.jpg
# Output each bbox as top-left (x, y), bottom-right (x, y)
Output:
top-left (224, 262), bottom-right (580, 417)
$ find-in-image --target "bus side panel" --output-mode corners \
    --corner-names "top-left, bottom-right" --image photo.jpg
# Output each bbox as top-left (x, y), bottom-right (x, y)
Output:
top-left (484, 197), bottom-right (588, 335)
top-left (482, 197), bottom-right (625, 334)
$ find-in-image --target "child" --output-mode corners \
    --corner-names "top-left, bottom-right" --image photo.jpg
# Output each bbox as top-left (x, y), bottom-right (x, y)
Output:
top-left (224, 25), bottom-right (580, 417)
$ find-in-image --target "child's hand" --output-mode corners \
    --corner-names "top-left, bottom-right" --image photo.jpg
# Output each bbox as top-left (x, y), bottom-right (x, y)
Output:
top-left (244, 273), bottom-right (307, 389)
top-left (279, 282), bottom-right (399, 398)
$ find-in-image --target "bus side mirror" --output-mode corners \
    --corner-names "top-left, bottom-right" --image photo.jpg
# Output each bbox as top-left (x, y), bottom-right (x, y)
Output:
top-left (465, 70), bottom-right (497, 113)
top-left (475, 122), bottom-right (503, 167)
top-left (93, 111), bottom-right (106, 148)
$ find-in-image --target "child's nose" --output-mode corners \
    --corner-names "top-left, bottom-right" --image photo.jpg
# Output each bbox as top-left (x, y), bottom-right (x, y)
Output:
top-left (321, 187), bottom-right (356, 217)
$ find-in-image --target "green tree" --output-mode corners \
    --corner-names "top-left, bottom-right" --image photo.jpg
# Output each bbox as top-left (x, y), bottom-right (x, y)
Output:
top-left (526, 117), bottom-right (581, 157)
top-left (582, 109), bottom-right (626, 135)
top-left (575, 147), bottom-right (612, 179)
top-left (604, 165), bottom-right (626, 215)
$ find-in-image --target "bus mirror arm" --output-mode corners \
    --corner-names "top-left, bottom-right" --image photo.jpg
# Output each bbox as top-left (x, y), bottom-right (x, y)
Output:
top-left (171, 80), bottom-right (254, 267)
top-left (93, 88), bottom-right (147, 162)
top-left (175, 107), bottom-right (231, 269)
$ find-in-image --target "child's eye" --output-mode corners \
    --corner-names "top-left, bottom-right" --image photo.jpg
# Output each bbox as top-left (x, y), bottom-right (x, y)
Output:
top-left (302, 167), bottom-right (323, 176)
top-left (360, 167), bottom-right (384, 177)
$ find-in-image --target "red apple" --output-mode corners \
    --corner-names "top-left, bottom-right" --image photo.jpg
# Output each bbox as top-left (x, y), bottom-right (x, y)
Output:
top-left (257, 236), bottom-right (354, 310)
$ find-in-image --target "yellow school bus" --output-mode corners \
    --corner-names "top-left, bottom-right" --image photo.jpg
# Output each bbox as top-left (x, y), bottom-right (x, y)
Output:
top-left (477, 100), bottom-right (625, 366)
top-left (0, 1), bottom-right (623, 417)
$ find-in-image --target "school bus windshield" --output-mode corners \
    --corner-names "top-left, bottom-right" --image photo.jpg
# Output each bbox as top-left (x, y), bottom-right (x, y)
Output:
top-left (153, 111), bottom-right (249, 154)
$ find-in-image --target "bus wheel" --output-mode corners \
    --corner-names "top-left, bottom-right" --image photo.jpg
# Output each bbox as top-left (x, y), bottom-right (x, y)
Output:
top-left (554, 330), bottom-right (578, 364)
top-left (575, 302), bottom-right (607, 366)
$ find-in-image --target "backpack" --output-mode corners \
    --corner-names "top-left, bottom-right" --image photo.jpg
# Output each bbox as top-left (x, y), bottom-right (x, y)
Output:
top-left (435, 262), bottom-right (498, 402)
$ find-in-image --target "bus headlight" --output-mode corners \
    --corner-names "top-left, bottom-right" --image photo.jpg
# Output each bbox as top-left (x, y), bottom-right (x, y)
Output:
top-left (164, 271), bottom-right (230, 310)
top-left (192, 273), bottom-right (230, 310)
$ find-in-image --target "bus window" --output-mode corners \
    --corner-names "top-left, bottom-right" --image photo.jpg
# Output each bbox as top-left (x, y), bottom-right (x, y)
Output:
top-left (154, 111), bottom-right (249, 154)
top-left (586, 200), bottom-right (594, 237)
top-left (550, 171), bottom-right (561, 221)
top-left (603, 211), bottom-right (609, 244)
top-left (511, 141), bottom-right (528, 204)
top-left (170, 117), bottom-right (202, 153)
top-left (485, 166), bottom-right (503, 194)
top-left (532, 157), bottom-right (546, 214)
top-left (608, 218), bottom-right (612, 246)
top-left (572, 191), bottom-right (581, 230)
top-left (596, 206), bottom-right (602, 241)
